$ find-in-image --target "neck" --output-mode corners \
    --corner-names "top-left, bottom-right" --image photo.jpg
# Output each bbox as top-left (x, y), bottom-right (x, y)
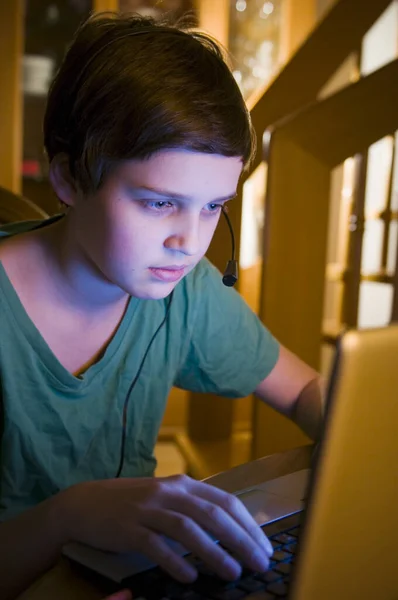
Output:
top-left (37, 214), bottom-right (129, 314)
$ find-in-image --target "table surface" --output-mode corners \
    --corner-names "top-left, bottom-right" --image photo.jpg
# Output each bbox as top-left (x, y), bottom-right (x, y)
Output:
top-left (17, 444), bottom-right (313, 600)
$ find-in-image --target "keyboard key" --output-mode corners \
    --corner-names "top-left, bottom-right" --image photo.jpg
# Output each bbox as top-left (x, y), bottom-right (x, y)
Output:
top-left (244, 593), bottom-right (277, 600)
top-left (274, 562), bottom-right (292, 576)
top-left (271, 550), bottom-right (292, 562)
top-left (287, 527), bottom-right (300, 537)
top-left (213, 589), bottom-right (246, 600)
top-left (284, 544), bottom-right (297, 555)
top-left (272, 534), bottom-right (296, 545)
top-left (254, 570), bottom-right (282, 584)
top-left (195, 574), bottom-right (238, 597)
top-left (267, 581), bottom-right (289, 597)
top-left (270, 539), bottom-right (282, 550)
top-left (237, 578), bottom-right (265, 593)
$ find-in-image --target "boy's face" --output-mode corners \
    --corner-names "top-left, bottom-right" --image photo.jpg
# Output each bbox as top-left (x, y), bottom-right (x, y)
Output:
top-left (70, 150), bottom-right (243, 299)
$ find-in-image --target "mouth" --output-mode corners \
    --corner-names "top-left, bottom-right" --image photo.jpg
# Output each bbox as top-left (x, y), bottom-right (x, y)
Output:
top-left (149, 265), bottom-right (187, 283)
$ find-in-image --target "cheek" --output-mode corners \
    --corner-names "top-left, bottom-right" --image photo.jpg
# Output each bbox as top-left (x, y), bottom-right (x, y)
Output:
top-left (201, 216), bottom-right (220, 249)
top-left (104, 209), bottom-right (160, 265)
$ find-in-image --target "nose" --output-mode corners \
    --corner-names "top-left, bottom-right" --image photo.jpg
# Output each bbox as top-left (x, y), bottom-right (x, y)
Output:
top-left (164, 214), bottom-right (201, 256)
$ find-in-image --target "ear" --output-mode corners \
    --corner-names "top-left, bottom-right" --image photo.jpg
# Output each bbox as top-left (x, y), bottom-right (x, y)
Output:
top-left (48, 154), bottom-right (79, 208)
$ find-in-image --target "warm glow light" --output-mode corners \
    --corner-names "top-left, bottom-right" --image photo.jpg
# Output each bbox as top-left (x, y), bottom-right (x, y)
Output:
top-left (240, 163), bottom-right (267, 269)
top-left (233, 70), bottom-right (242, 84)
top-left (253, 65), bottom-right (265, 78)
top-left (342, 186), bottom-right (352, 199)
top-left (236, 0), bottom-right (247, 12)
top-left (262, 2), bottom-right (274, 15)
top-left (342, 158), bottom-right (355, 202)
top-left (46, 4), bottom-right (59, 24)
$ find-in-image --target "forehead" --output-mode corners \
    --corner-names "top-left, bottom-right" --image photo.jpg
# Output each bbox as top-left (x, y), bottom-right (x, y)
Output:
top-left (114, 149), bottom-right (243, 198)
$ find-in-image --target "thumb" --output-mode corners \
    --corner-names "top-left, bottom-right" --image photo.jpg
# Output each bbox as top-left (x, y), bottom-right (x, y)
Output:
top-left (105, 590), bottom-right (132, 600)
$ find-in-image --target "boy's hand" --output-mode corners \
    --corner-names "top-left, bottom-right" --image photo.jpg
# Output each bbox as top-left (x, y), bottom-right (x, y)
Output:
top-left (63, 474), bottom-right (273, 583)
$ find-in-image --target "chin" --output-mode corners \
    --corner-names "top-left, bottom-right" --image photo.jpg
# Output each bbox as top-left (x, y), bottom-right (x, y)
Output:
top-left (125, 281), bottom-right (178, 301)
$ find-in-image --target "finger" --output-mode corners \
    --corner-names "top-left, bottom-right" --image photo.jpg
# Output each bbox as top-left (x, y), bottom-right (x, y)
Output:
top-left (164, 478), bottom-right (272, 557)
top-left (131, 524), bottom-right (198, 584)
top-left (141, 508), bottom-right (260, 580)
top-left (167, 495), bottom-right (271, 570)
top-left (187, 481), bottom-right (273, 555)
top-left (170, 496), bottom-right (271, 572)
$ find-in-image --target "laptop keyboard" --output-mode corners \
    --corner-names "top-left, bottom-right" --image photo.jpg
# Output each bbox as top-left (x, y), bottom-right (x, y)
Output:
top-left (123, 513), bottom-right (302, 600)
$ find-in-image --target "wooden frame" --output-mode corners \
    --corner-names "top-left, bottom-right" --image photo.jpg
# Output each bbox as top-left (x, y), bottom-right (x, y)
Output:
top-left (187, 0), bottom-right (394, 446)
top-left (0, 1), bottom-right (23, 194)
top-left (253, 57), bottom-right (398, 459)
top-left (93, 0), bottom-right (119, 11)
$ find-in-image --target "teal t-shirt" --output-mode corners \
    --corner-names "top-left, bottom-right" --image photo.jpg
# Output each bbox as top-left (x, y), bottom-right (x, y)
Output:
top-left (0, 218), bottom-right (279, 521)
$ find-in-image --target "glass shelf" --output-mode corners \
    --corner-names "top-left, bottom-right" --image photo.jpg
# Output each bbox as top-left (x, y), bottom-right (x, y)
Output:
top-left (228, 0), bottom-right (283, 100)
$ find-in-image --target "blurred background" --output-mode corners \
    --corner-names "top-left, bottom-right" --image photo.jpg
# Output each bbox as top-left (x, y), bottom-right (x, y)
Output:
top-left (1, 0), bottom-right (398, 477)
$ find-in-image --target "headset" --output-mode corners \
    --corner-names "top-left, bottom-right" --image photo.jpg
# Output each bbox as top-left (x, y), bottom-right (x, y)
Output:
top-left (68, 23), bottom-right (238, 476)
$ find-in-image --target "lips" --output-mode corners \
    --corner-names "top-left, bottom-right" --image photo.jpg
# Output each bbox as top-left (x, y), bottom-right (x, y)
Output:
top-left (154, 265), bottom-right (188, 270)
top-left (149, 266), bottom-right (186, 283)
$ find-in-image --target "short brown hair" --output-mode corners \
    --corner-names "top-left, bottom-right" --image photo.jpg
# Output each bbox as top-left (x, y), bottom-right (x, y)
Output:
top-left (44, 12), bottom-right (256, 193)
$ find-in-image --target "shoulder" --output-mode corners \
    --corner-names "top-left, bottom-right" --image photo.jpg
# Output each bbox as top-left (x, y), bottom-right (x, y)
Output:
top-left (184, 257), bottom-right (220, 285)
top-left (177, 256), bottom-right (259, 328)
top-left (0, 215), bottom-right (63, 271)
top-left (180, 257), bottom-right (226, 300)
top-left (165, 258), bottom-right (231, 341)
top-left (172, 257), bottom-right (232, 322)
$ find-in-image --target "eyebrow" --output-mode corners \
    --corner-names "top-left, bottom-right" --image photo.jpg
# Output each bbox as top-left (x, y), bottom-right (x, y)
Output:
top-left (131, 185), bottom-right (237, 203)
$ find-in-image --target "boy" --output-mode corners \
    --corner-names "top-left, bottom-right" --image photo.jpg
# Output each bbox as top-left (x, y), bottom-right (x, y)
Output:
top-left (0, 12), bottom-right (324, 599)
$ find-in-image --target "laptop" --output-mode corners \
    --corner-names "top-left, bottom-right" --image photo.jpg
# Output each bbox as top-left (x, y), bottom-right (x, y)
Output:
top-left (63, 325), bottom-right (398, 599)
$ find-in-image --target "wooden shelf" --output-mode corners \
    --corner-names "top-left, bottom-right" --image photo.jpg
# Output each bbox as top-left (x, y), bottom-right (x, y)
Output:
top-left (322, 319), bottom-right (345, 345)
top-left (325, 263), bottom-right (395, 285)
top-left (175, 431), bottom-right (252, 481)
top-left (361, 272), bottom-right (394, 284)
top-left (326, 262), bottom-right (347, 282)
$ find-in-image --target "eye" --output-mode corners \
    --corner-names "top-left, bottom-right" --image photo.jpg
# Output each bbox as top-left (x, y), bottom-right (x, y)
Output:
top-left (142, 200), bottom-right (174, 212)
top-left (204, 203), bottom-right (223, 214)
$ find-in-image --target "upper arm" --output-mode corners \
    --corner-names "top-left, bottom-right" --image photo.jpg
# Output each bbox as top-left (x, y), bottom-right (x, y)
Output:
top-left (254, 344), bottom-right (320, 418)
top-left (175, 259), bottom-right (280, 397)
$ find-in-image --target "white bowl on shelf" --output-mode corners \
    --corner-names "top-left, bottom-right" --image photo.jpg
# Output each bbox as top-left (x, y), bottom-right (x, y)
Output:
top-left (22, 54), bottom-right (55, 96)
